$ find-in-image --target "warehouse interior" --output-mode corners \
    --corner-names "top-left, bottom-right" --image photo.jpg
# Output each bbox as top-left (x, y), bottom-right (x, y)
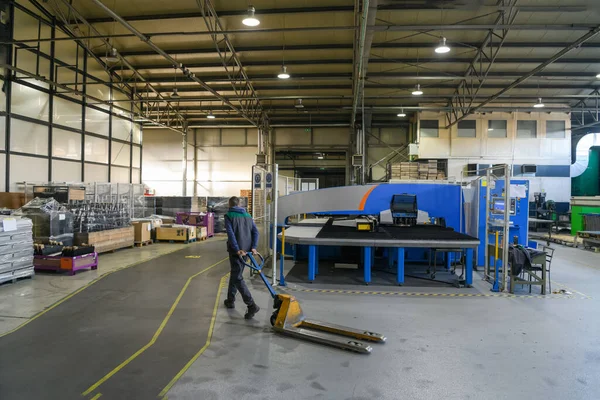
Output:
top-left (1, 0), bottom-right (600, 399)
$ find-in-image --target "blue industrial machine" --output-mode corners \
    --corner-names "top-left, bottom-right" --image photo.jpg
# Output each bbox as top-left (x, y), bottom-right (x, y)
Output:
top-left (476, 179), bottom-right (530, 268)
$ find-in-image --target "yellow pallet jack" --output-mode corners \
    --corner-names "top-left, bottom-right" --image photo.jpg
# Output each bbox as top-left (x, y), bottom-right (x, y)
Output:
top-left (242, 254), bottom-right (386, 354)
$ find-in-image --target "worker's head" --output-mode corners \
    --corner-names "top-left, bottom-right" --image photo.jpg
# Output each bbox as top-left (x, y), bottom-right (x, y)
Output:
top-left (228, 196), bottom-right (240, 208)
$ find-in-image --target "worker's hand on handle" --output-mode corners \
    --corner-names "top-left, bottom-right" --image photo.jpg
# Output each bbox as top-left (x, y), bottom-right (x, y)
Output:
top-left (251, 248), bottom-right (258, 255)
top-left (237, 250), bottom-right (247, 257)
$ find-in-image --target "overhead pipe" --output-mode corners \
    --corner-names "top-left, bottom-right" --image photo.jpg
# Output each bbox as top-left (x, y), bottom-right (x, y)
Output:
top-left (571, 133), bottom-right (600, 177)
top-left (87, 0), bottom-right (259, 128)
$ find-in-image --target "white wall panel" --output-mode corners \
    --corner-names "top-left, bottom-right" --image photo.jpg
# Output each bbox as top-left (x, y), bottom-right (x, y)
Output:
top-left (221, 129), bottom-right (246, 145)
top-left (85, 107), bottom-right (109, 136)
top-left (512, 139), bottom-right (541, 159)
top-left (54, 97), bottom-right (82, 130)
top-left (10, 119), bottom-right (48, 155)
top-left (111, 141), bottom-right (131, 167)
top-left (196, 129), bottom-right (220, 146)
top-left (144, 129), bottom-right (183, 160)
top-left (132, 146), bottom-right (141, 168)
top-left (0, 116), bottom-right (5, 151)
top-left (11, 83), bottom-right (50, 121)
top-left (380, 127), bottom-right (407, 145)
top-left (450, 138), bottom-right (481, 157)
top-left (53, 128), bottom-right (82, 160)
top-left (52, 159), bottom-right (81, 182)
top-left (0, 154), bottom-right (5, 191)
top-left (276, 128), bottom-right (311, 146)
top-left (247, 128), bottom-right (258, 146)
top-left (133, 124), bottom-right (142, 144)
top-left (111, 166), bottom-right (130, 183)
top-left (84, 163), bottom-right (108, 183)
top-left (132, 168), bottom-right (141, 184)
top-left (313, 127), bottom-right (349, 145)
top-left (9, 155), bottom-right (47, 191)
top-left (112, 116), bottom-right (132, 141)
top-left (14, 51), bottom-right (50, 88)
top-left (85, 135), bottom-right (109, 164)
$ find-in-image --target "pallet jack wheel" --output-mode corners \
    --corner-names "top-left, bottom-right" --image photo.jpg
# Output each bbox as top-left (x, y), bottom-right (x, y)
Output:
top-left (270, 310), bottom-right (278, 326)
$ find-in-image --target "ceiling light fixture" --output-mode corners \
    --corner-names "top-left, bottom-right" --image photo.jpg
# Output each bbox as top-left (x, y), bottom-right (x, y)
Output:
top-left (596, 73), bottom-right (600, 79)
top-left (207, 111), bottom-right (216, 119)
top-left (435, 37), bottom-right (451, 54)
top-left (242, 5), bottom-right (260, 27)
top-left (533, 97), bottom-right (545, 108)
top-left (278, 65), bottom-right (290, 79)
top-left (295, 99), bottom-right (304, 109)
top-left (397, 107), bottom-right (406, 117)
top-left (170, 87), bottom-right (180, 99)
top-left (104, 47), bottom-right (119, 63)
top-left (317, 154), bottom-right (324, 160)
top-left (412, 84), bottom-right (423, 96)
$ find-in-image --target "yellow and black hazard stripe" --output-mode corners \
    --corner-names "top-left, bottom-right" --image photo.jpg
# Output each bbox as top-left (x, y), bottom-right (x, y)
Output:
top-left (276, 287), bottom-right (589, 300)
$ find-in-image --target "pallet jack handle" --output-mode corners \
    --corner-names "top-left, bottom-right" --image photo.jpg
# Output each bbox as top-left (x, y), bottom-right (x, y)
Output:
top-left (240, 253), bottom-right (278, 299)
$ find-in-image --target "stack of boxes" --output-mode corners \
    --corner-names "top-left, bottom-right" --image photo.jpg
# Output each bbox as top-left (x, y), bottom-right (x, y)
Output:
top-left (0, 217), bottom-right (34, 284)
top-left (390, 160), bottom-right (445, 180)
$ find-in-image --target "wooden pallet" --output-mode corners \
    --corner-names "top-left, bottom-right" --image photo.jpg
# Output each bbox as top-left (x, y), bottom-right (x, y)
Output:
top-left (134, 240), bottom-right (153, 247)
top-left (198, 236), bottom-right (208, 241)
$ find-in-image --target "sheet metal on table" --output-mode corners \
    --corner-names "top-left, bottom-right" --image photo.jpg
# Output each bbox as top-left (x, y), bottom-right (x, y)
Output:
top-left (281, 226), bottom-right (479, 248)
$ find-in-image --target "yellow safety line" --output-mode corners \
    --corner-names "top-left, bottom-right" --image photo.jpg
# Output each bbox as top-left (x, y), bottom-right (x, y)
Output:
top-left (82, 258), bottom-right (228, 397)
top-left (90, 394), bottom-right (102, 400)
top-left (158, 274), bottom-right (229, 398)
top-left (0, 245), bottom-right (192, 339)
top-left (551, 281), bottom-right (592, 299)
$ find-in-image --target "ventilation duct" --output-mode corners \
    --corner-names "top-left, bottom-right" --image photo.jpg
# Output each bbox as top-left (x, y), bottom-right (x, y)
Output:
top-left (571, 133), bottom-right (600, 177)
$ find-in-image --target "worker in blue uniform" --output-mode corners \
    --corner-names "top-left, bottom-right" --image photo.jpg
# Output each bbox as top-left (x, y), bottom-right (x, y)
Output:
top-left (223, 196), bottom-right (261, 319)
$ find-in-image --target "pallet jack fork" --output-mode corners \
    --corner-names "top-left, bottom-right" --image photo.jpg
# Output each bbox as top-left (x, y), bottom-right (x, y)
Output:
top-left (242, 254), bottom-right (386, 354)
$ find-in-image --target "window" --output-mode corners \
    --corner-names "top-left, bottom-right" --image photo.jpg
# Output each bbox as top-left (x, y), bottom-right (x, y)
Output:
top-left (517, 120), bottom-right (537, 139)
top-left (547, 120), bottom-right (566, 138)
top-left (458, 120), bottom-right (476, 138)
top-left (420, 120), bottom-right (439, 138)
top-left (487, 120), bottom-right (507, 138)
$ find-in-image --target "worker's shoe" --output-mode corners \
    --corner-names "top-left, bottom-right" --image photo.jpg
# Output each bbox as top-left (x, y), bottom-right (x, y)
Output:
top-left (224, 299), bottom-right (235, 309)
top-left (244, 303), bottom-right (260, 319)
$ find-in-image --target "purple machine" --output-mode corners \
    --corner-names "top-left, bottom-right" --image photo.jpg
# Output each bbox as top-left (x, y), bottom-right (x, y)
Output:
top-left (175, 212), bottom-right (215, 238)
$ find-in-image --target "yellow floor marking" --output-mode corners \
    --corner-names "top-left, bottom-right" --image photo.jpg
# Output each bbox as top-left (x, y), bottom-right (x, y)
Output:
top-left (82, 257), bottom-right (228, 397)
top-left (158, 274), bottom-right (229, 398)
top-left (0, 245), bottom-right (191, 339)
top-left (185, 255), bottom-right (202, 259)
top-left (90, 393), bottom-right (102, 400)
top-left (551, 280), bottom-right (592, 299)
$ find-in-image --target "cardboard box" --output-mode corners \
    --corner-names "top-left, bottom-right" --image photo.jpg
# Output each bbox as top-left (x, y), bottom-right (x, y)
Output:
top-left (75, 226), bottom-right (134, 254)
top-left (196, 226), bottom-right (208, 239)
top-left (133, 222), bottom-right (152, 243)
top-left (156, 225), bottom-right (196, 242)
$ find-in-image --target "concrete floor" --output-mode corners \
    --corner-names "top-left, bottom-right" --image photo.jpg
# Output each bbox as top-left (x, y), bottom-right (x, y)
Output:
top-left (1, 242), bottom-right (599, 399)
top-left (166, 244), bottom-right (600, 400)
top-left (0, 241), bottom-right (204, 335)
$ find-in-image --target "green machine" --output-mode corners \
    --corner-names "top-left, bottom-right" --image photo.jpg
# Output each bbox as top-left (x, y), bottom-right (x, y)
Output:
top-left (571, 196), bottom-right (600, 235)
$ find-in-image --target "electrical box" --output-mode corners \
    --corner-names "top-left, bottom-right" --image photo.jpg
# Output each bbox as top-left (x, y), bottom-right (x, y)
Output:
top-left (408, 143), bottom-right (419, 156)
top-left (352, 154), bottom-right (364, 167)
top-left (256, 154), bottom-right (267, 165)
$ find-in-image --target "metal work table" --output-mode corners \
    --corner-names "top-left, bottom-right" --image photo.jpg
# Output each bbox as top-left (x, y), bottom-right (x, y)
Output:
top-left (281, 225), bottom-right (479, 287)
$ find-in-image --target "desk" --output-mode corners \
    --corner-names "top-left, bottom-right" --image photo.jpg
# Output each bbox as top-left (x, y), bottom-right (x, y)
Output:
top-left (283, 224), bottom-right (479, 287)
top-left (487, 245), bottom-right (547, 294)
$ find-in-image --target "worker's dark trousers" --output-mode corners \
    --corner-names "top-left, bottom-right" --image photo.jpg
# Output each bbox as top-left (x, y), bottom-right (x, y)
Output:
top-left (227, 254), bottom-right (255, 306)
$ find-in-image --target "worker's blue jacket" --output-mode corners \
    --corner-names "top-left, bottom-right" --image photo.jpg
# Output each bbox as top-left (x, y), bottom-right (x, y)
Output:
top-left (224, 206), bottom-right (259, 254)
